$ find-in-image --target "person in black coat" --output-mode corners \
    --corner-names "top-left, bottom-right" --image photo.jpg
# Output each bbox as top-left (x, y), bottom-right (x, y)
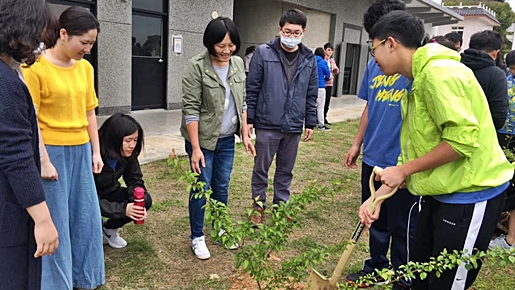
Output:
top-left (461, 30), bottom-right (508, 130)
top-left (0, 1), bottom-right (60, 289)
top-left (94, 113), bottom-right (152, 249)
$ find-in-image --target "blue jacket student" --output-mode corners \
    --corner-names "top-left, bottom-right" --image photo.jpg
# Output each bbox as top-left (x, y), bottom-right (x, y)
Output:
top-left (246, 37), bottom-right (318, 132)
top-left (246, 10), bottom-right (318, 215)
top-left (315, 54), bottom-right (330, 88)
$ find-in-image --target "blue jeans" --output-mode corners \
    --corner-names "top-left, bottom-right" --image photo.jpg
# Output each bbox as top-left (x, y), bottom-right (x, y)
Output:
top-left (185, 136), bottom-right (235, 239)
top-left (41, 143), bottom-right (105, 290)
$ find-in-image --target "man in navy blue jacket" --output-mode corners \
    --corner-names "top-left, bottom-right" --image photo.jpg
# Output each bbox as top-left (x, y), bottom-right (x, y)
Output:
top-left (246, 9), bottom-right (318, 224)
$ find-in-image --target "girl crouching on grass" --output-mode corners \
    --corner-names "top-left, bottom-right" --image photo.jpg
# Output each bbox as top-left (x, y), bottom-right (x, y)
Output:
top-left (94, 113), bottom-right (152, 249)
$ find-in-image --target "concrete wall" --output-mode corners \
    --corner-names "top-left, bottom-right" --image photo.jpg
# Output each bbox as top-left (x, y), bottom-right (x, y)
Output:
top-left (234, 0), bottom-right (373, 96)
top-left (234, 0), bottom-right (331, 55)
top-left (96, 0), bottom-right (132, 115)
top-left (92, 0), bottom-right (373, 114)
top-left (166, 0), bottom-right (234, 109)
top-left (282, 0), bottom-right (373, 47)
top-left (437, 17), bottom-right (496, 50)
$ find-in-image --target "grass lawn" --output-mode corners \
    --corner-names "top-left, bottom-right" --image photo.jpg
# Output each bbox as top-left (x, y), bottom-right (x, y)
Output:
top-left (98, 119), bottom-right (515, 290)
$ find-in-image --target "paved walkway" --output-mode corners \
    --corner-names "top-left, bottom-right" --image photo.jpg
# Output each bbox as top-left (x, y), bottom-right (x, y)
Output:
top-left (98, 94), bottom-right (366, 164)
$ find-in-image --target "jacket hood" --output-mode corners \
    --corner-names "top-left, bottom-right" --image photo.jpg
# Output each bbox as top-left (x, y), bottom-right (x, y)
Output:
top-left (315, 55), bottom-right (324, 62)
top-left (460, 48), bottom-right (495, 70)
top-left (266, 37), bottom-right (313, 57)
top-left (412, 43), bottom-right (461, 79)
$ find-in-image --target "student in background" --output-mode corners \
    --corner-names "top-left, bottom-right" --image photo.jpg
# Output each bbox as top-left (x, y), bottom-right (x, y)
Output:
top-left (461, 30), bottom-right (508, 130)
top-left (244, 45), bottom-right (255, 75)
top-left (424, 35), bottom-right (458, 51)
top-left (314, 47), bottom-right (331, 131)
top-left (445, 31), bottom-right (463, 52)
top-left (323, 42), bottom-right (339, 126)
top-left (489, 50), bottom-right (515, 252)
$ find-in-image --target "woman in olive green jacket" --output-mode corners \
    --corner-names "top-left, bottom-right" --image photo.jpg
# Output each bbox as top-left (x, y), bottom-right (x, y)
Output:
top-left (180, 17), bottom-right (255, 260)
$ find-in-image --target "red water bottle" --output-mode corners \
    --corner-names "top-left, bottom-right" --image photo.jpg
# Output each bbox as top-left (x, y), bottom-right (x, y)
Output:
top-left (133, 187), bottom-right (145, 225)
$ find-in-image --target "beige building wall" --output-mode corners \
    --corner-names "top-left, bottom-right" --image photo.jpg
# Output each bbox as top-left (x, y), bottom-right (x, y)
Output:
top-left (437, 17), bottom-right (498, 50)
top-left (234, 0), bottom-right (331, 57)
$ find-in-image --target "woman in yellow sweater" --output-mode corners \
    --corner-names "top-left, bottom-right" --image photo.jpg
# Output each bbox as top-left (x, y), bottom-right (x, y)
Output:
top-left (23, 6), bottom-right (104, 290)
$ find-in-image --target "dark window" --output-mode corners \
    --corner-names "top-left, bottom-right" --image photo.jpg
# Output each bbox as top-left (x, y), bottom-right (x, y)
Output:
top-left (132, 15), bottom-right (162, 57)
top-left (132, 0), bottom-right (163, 12)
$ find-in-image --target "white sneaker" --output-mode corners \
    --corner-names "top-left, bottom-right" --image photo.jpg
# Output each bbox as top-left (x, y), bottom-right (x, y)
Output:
top-left (192, 236), bottom-right (211, 260)
top-left (489, 235), bottom-right (515, 250)
top-left (215, 229), bottom-right (239, 250)
top-left (102, 227), bottom-right (127, 249)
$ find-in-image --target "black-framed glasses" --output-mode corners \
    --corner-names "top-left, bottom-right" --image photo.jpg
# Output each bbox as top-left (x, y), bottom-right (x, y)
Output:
top-left (281, 29), bottom-right (303, 37)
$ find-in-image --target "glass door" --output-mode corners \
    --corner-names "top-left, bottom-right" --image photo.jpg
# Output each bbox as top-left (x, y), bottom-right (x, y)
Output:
top-left (131, 0), bottom-right (167, 110)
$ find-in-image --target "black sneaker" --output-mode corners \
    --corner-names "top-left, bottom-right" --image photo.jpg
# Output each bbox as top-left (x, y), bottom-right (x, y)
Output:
top-left (345, 270), bottom-right (386, 288)
top-left (325, 121), bottom-right (332, 126)
top-left (318, 126), bottom-right (331, 131)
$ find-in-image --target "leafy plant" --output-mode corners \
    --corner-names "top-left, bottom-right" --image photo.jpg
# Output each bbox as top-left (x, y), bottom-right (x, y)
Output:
top-left (347, 247), bottom-right (515, 289)
top-left (168, 154), bottom-right (515, 290)
top-left (168, 154), bottom-right (347, 289)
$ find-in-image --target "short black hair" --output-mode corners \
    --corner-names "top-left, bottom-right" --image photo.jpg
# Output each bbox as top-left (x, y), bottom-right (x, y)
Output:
top-left (506, 50), bottom-right (515, 67)
top-left (203, 17), bottom-right (241, 56)
top-left (363, 0), bottom-right (405, 34)
top-left (99, 113), bottom-right (144, 161)
top-left (314, 47), bottom-right (325, 58)
top-left (496, 51), bottom-right (506, 69)
top-left (0, 0), bottom-right (53, 65)
top-left (324, 43), bottom-right (334, 50)
top-left (469, 30), bottom-right (503, 52)
top-left (279, 9), bottom-right (307, 29)
top-left (369, 11), bottom-right (424, 50)
top-left (444, 32), bottom-right (462, 46)
top-left (245, 45), bottom-right (255, 56)
top-left (60, 6), bottom-right (100, 36)
top-left (423, 35), bottom-right (458, 51)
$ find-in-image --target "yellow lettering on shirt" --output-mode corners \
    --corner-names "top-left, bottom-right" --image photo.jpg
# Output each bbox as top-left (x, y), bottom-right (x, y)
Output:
top-left (370, 74), bottom-right (402, 89)
top-left (370, 73), bottom-right (405, 103)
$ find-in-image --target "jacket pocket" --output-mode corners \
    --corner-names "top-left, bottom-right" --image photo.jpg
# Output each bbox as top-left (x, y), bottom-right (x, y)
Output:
top-left (232, 73), bottom-right (246, 111)
top-left (290, 92), bottom-right (306, 125)
top-left (257, 91), bottom-right (269, 120)
top-left (202, 79), bottom-right (222, 113)
top-left (199, 112), bottom-right (216, 140)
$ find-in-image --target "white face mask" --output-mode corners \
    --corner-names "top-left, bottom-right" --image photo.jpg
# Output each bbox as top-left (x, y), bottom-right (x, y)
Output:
top-left (280, 36), bottom-right (302, 49)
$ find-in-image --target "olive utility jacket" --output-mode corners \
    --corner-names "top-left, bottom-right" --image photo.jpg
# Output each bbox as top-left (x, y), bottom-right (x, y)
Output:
top-left (180, 51), bottom-right (246, 151)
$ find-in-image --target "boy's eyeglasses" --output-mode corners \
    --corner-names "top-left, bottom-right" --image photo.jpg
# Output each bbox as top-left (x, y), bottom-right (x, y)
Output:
top-left (367, 38), bottom-right (401, 57)
top-left (368, 39), bottom-right (386, 57)
top-left (281, 29), bottom-right (303, 37)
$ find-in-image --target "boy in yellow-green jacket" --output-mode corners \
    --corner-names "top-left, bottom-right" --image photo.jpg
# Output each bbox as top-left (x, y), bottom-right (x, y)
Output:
top-left (360, 11), bottom-right (513, 290)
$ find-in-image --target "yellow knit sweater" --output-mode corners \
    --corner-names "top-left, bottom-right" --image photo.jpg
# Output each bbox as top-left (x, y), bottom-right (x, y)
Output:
top-left (23, 56), bottom-right (98, 146)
